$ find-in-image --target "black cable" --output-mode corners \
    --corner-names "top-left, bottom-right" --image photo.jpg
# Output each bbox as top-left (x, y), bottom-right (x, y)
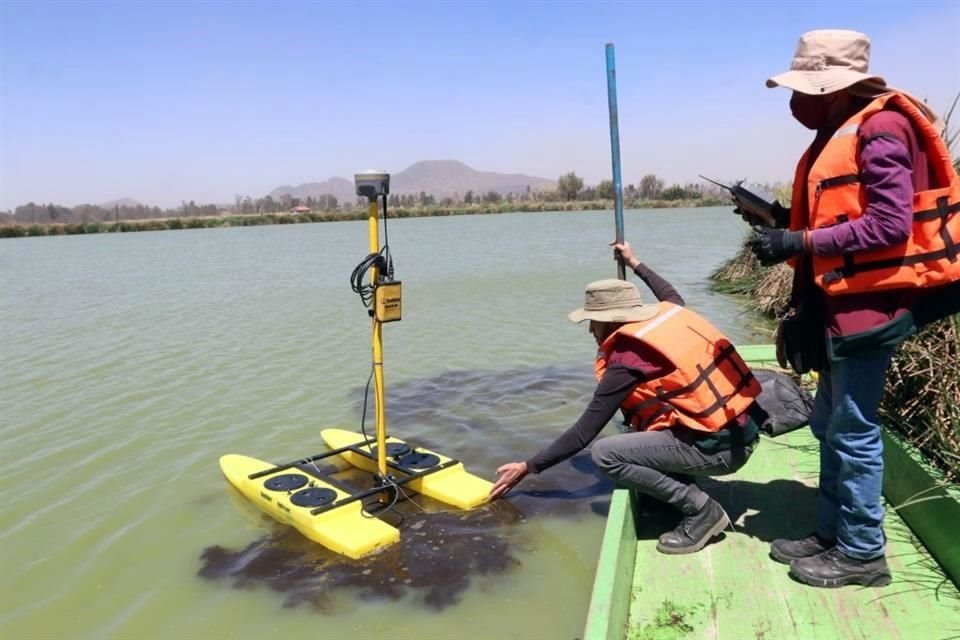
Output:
top-left (361, 491), bottom-right (404, 527)
top-left (382, 195), bottom-right (394, 279)
top-left (349, 249), bottom-right (386, 307)
top-left (349, 195), bottom-right (396, 306)
top-left (360, 362), bottom-right (374, 445)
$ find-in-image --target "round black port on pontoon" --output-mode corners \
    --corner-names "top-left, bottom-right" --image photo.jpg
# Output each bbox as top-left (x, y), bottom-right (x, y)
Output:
top-left (397, 451), bottom-right (441, 469)
top-left (264, 474), bottom-right (309, 491)
top-left (370, 442), bottom-right (412, 458)
top-left (290, 487), bottom-right (338, 508)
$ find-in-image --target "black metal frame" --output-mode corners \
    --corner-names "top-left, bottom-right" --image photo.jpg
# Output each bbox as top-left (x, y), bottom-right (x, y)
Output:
top-left (309, 458), bottom-right (459, 516)
top-left (247, 438), bottom-right (461, 518)
top-left (247, 438), bottom-right (379, 480)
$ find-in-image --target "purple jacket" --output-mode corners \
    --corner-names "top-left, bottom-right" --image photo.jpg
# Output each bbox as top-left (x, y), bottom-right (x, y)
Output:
top-left (802, 109), bottom-right (929, 338)
top-left (810, 110), bottom-right (926, 256)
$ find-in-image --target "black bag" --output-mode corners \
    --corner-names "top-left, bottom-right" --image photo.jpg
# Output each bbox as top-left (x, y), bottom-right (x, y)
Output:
top-left (776, 304), bottom-right (828, 374)
top-left (753, 368), bottom-right (815, 437)
top-left (778, 257), bottom-right (829, 374)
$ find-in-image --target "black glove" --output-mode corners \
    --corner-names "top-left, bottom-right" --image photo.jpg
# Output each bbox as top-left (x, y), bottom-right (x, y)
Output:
top-left (747, 226), bottom-right (805, 266)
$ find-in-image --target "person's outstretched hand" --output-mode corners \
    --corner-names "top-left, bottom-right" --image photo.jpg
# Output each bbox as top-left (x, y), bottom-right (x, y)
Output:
top-left (489, 461), bottom-right (529, 500)
top-left (611, 241), bottom-right (640, 270)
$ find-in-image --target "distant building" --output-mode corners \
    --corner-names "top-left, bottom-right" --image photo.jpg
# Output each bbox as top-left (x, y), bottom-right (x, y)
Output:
top-left (289, 205), bottom-right (311, 214)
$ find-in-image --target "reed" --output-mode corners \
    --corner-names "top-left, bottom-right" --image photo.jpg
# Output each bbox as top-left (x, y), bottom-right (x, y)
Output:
top-left (880, 315), bottom-right (960, 481)
top-left (709, 240), bottom-right (792, 315)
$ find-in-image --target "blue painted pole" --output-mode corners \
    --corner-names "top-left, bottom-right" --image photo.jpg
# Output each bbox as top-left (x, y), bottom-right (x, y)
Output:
top-left (605, 43), bottom-right (626, 280)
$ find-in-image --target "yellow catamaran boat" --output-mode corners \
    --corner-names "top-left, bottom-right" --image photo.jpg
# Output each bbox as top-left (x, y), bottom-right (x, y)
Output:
top-left (220, 171), bottom-right (491, 558)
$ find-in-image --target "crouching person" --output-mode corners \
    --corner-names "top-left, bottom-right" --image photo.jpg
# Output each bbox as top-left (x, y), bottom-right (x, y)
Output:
top-left (490, 241), bottom-right (768, 554)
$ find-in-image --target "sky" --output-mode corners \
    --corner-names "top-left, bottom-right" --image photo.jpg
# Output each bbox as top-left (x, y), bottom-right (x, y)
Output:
top-left (1, 0), bottom-right (958, 210)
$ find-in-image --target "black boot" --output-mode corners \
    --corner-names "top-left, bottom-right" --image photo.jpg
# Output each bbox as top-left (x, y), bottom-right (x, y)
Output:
top-left (789, 548), bottom-right (891, 588)
top-left (635, 492), bottom-right (674, 515)
top-left (656, 498), bottom-right (730, 555)
top-left (770, 532), bottom-right (835, 564)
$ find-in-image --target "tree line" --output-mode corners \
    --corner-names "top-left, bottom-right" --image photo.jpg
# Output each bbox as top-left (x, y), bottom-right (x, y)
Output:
top-left (554, 172), bottom-right (720, 202)
top-left (1, 172), bottom-right (782, 227)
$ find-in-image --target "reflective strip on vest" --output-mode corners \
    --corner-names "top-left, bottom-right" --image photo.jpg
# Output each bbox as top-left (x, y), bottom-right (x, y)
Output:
top-left (623, 304), bottom-right (682, 340)
top-left (832, 124), bottom-right (859, 139)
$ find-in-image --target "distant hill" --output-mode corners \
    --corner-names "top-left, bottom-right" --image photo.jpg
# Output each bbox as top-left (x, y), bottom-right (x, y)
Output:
top-left (99, 198), bottom-right (142, 208)
top-left (268, 160), bottom-right (553, 202)
top-left (392, 160), bottom-right (553, 198)
top-left (268, 177), bottom-right (355, 204)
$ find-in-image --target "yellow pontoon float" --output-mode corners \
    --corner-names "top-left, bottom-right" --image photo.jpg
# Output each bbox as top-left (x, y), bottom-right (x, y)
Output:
top-left (220, 171), bottom-right (492, 558)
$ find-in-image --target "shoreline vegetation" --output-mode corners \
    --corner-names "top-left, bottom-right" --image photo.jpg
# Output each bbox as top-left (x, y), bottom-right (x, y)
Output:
top-left (0, 196), bottom-right (727, 239)
top-left (0, 170), bottom-right (745, 238)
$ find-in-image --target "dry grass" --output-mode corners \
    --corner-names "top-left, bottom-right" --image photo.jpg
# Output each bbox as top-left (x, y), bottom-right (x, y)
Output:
top-left (752, 264), bottom-right (793, 316)
top-left (709, 243), bottom-right (792, 316)
top-left (880, 315), bottom-right (960, 482)
top-left (711, 243), bottom-right (761, 287)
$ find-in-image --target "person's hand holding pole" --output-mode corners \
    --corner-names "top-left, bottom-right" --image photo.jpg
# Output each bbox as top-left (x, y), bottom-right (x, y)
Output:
top-left (611, 240), bottom-right (640, 271)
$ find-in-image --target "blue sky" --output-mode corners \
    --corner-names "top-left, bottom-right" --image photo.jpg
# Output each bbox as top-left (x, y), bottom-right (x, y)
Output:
top-left (1, 0), bottom-right (958, 209)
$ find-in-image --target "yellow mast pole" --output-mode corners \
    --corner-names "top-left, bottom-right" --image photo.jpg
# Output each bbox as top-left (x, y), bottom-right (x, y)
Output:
top-left (367, 197), bottom-right (388, 479)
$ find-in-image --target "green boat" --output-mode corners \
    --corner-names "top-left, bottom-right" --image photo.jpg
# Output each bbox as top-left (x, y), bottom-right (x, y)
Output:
top-left (583, 344), bottom-right (960, 640)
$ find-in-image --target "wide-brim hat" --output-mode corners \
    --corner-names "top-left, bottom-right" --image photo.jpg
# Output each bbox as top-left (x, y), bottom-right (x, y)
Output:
top-left (766, 29), bottom-right (886, 95)
top-left (568, 279), bottom-right (659, 324)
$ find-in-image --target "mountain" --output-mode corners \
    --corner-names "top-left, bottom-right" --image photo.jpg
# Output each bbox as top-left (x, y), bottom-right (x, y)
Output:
top-left (267, 177), bottom-right (356, 204)
top-left (392, 160), bottom-right (553, 198)
top-left (268, 161), bottom-right (553, 202)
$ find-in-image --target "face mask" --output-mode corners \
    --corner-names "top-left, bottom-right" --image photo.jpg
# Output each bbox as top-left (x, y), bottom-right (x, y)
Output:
top-left (590, 321), bottom-right (615, 345)
top-left (789, 92), bottom-right (833, 130)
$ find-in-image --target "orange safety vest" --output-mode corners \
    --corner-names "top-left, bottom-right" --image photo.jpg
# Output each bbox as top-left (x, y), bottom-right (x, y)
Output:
top-left (789, 91), bottom-right (960, 295)
top-left (594, 302), bottom-right (761, 433)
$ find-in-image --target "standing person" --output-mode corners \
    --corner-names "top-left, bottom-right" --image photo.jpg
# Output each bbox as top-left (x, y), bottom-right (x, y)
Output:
top-left (489, 242), bottom-right (768, 555)
top-left (744, 29), bottom-right (960, 588)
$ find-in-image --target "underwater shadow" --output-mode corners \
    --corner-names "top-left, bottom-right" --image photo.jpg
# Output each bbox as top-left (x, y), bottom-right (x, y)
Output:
top-left (199, 497), bottom-right (525, 613)
top-left (202, 363), bottom-right (616, 612)
top-left (510, 451), bottom-right (614, 501)
top-left (201, 454), bottom-right (613, 613)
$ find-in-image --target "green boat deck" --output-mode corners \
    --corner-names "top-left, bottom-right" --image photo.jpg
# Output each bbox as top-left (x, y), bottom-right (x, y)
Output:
top-left (585, 347), bottom-right (960, 640)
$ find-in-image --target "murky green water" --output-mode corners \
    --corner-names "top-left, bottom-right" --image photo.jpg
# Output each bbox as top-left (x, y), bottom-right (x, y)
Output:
top-left (0, 208), bottom-right (767, 639)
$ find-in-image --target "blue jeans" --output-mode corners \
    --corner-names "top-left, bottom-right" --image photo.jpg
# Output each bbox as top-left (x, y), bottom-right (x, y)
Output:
top-left (809, 347), bottom-right (894, 560)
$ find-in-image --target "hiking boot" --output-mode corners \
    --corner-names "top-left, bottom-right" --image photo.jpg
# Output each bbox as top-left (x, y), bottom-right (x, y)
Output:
top-left (656, 498), bottom-right (730, 555)
top-left (635, 492), bottom-right (674, 515)
top-left (770, 533), bottom-right (835, 565)
top-left (789, 548), bottom-right (892, 588)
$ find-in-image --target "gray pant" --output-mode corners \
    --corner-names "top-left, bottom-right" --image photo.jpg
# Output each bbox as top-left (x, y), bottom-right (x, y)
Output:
top-left (591, 428), bottom-right (756, 513)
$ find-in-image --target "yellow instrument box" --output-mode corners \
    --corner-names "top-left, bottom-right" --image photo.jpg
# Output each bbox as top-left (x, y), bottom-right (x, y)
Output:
top-left (375, 281), bottom-right (402, 322)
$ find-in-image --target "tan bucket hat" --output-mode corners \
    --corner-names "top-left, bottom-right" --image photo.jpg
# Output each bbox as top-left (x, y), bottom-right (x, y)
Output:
top-left (766, 29), bottom-right (886, 95)
top-left (568, 279), bottom-right (659, 324)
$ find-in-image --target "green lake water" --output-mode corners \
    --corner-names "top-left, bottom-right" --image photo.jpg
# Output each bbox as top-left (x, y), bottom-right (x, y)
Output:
top-left (0, 207), bottom-right (768, 639)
